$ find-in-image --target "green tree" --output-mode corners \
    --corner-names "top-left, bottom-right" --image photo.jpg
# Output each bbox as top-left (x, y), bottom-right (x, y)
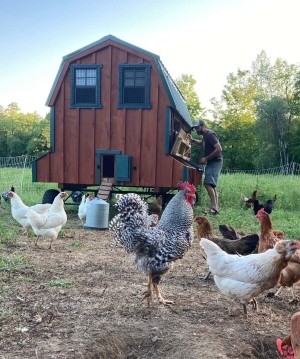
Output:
top-left (211, 51), bottom-right (299, 169)
top-left (0, 103), bottom-right (50, 156)
top-left (256, 97), bottom-right (292, 167)
top-left (27, 112), bottom-right (50, 155)
top-left (210, 70), bottom-right (258, 169)
top-left (175, 74), bottom-right (204, 120)
top-left (252, 53), bottom-right (298, 167)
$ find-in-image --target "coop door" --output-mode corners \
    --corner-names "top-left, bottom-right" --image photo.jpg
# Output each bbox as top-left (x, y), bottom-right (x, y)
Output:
top-left (115, 155), bottom-right (131, 182)
top-left (96, 150), bottom-right (131, 183)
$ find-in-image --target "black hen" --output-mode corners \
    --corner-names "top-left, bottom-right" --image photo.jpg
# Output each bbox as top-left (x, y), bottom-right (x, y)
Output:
top-left (109, 182), bottom-right (196, 306)
top-left (218, 224), bottom-right (239, 240)
top-left (248, 190), bottom-right (277, 215)
top-left (253, 195), bottom-right (277, 215)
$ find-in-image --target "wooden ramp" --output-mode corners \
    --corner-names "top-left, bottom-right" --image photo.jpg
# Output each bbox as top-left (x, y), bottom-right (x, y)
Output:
top-left (97, 178), bottom-right (113, 200)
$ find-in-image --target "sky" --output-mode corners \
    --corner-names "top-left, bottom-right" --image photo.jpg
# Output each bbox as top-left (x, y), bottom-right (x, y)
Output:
top-left (1, 0), bottom-right (300, 118)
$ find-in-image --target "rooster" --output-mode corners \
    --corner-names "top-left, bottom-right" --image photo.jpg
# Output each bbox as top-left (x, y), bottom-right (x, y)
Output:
top-left (26, 192), bottom-right (67, 249)
top-left (199, 238), bottom-right (300, 315)
top-left (195, 216), bottom-right (259, 280)
top-left (7, 191), bottom-right (51, 235)
top-left (109, 182), bottom-right (196, 306)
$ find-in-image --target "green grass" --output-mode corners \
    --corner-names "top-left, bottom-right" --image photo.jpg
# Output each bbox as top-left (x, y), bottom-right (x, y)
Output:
top-left (46, 279), bottom-right (75, 288)
top-left (69, 241), bottom-right (83, 249)
top-left (195, 172), bottom-right (300, 238)
top-left (1, 168), bottom-right (300, 238)
top-left (0, 254), bottom-right (27, 272)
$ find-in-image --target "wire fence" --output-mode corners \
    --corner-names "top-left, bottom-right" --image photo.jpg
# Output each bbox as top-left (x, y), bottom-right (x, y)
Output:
top-left (222, 161), bottom-right (300, 176)
top-left (0, 156), bottom-right (299, 205)
top-left (0, 155), bottom-right (38, 168)
top-left (0, 155), bottom-right (54, 203)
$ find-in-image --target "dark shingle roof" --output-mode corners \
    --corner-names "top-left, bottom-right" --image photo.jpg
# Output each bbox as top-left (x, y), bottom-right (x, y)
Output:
top-left (46, 34), bottom-right (193, 127)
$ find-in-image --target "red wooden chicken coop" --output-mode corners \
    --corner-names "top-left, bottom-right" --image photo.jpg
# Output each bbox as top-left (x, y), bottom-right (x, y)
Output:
top-left (32, 34), bottom-right (202, 204)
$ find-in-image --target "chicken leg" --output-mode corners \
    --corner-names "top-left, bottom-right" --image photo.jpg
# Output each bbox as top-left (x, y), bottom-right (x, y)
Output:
top-left (142, 275), bottom-right (153, 306)
top-left (34, 235), bottom-right (40, 247)
top-left (153, 282), bottom-right (174, 305)
top-left (242, 298), bottom-right (257, 316)
top-left (275, 285), bottom-right (298, 303)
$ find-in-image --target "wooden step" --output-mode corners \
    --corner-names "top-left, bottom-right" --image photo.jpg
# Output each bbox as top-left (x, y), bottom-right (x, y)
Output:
top-left (97, 179), bottom-right (113, 200)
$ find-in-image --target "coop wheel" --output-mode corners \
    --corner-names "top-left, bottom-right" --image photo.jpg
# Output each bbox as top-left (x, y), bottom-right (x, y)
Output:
top-left (42, 189), bottom-right (60, 204)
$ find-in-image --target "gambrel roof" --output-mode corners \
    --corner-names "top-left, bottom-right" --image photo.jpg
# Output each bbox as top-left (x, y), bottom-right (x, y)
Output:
top-left (46, 34), bottom-right (193, 127)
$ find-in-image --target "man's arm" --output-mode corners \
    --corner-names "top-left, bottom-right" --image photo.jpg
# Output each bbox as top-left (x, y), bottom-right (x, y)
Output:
top-left (201, 143), bottom-right (222, 164)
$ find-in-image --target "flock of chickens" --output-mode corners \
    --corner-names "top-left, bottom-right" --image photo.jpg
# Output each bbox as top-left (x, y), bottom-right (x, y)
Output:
top-left (3, 189), bottom-right (68, 249)
top-left (2, 183), bottom-right (300, 357)
top-left (109, 184), bottom-right (300, 359)
top-left (2, 188), bottom-right (96, 249)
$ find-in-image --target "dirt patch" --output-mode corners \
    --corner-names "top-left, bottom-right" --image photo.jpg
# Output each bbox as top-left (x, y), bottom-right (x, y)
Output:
top-left (0, 213), bottom-right (297, 358)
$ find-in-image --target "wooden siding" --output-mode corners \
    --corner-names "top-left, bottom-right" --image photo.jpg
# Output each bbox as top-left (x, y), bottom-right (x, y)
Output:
top-left (36, 40), bottom-right (198, 189)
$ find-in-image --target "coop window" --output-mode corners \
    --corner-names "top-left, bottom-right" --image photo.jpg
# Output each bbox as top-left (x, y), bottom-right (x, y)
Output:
top-left (118, 64), bottom-right (151, 109)
top-left (70, 64), bottom-right (102, 108)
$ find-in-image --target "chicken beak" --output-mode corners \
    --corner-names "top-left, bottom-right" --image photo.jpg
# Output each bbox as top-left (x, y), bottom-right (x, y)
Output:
top-left (192, 194), bottom-right (196, 206)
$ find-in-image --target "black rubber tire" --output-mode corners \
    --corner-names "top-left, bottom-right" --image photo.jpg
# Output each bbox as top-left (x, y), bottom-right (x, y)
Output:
top-left (42, 189), bottom-right (60, 204)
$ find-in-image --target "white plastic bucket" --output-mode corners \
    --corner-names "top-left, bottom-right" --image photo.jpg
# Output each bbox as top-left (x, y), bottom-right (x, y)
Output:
top-left (84, 198), bottom-right (110, 230)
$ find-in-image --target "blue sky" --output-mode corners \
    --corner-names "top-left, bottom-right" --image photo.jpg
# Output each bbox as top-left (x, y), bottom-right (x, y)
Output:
top-left (1, 0), bottom-right (300, 117)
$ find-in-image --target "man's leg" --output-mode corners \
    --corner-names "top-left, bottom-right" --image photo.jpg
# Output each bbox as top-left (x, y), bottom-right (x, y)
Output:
top-left (204, 184), bottom-right (217, 210)
top-left (213, 187), bottom-right (219, 210)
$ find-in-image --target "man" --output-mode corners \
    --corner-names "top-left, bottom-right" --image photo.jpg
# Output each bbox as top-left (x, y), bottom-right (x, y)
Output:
top-left (190, 119), bottom-right (223, 215)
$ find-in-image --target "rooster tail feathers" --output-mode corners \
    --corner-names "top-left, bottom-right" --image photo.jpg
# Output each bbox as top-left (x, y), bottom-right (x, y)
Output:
top-left (113, 193), bottom-right (149, 216)
top-left (109, 193), bottom-right (151, 250)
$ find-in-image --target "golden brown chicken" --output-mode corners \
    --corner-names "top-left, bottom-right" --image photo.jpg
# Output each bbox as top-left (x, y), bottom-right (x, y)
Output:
top-left (275, 250), bottom-right (300, 302)
top-left (257, 210), bottom-right (300, 302)
top-left (256, 208), bottom-right (284, 253)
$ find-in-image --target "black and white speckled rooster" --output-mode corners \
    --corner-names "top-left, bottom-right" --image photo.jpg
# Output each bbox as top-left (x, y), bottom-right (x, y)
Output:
top-left (109, 182), bottom-right (196, 306)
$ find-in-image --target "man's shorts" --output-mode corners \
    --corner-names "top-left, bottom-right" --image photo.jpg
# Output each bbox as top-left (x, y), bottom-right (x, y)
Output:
top-left (203, 160), bottom-right (223, 188)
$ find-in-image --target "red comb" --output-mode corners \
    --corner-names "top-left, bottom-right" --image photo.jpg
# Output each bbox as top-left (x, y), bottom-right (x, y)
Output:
top-left (177, 181), bottom-right (196, 194)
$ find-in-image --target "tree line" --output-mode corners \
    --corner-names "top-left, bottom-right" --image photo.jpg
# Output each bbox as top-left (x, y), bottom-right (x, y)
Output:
top-left (0, 103), bottom-right (50, 157)
top-left (1, 51), bottom-right (300, 170)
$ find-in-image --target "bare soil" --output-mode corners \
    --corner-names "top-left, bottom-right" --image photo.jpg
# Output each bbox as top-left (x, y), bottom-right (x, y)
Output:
top-left (0, 213), bottom-right (298, 359)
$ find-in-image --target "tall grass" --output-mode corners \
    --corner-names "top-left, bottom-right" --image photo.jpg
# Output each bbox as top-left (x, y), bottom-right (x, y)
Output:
top-left (196, 172), bottom-right (300, 238)
top-left (1, 168), bottom-right (300, 238)
top-left (0, 167), bottom-right (55, 204)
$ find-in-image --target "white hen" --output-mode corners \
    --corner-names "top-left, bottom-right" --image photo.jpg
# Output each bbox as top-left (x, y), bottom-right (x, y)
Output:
top-left (78, 194), bottom-right (93, 225)
top-left (26, 192), bottom-right (68, 249)
top-left (7, 191), bottom-right (51, 234)
top-left (199, 238), bottom-right (300, 315)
